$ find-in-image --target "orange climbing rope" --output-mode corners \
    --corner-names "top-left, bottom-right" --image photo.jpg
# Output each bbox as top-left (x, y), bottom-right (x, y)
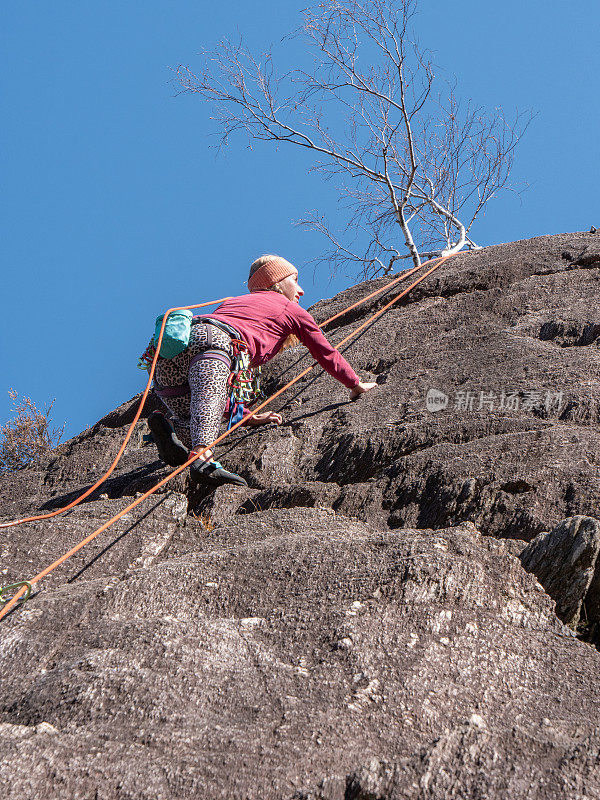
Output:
top-left (0, 254), bottom-right (455, 621)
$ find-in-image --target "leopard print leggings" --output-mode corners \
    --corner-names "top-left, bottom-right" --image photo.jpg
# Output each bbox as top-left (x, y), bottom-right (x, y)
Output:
top-left (154, 323), bottom-right (232, 450)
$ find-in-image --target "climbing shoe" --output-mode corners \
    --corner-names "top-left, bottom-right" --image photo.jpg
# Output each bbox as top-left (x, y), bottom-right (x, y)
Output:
top-left (190, 459), bottom-right (248, 488)
top-left (147, 412), bottom-right (190, 467)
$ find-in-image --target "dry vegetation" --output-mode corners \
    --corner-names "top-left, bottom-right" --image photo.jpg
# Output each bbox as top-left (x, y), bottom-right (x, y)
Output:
top-left (0, 389), bottom-right (64, 475)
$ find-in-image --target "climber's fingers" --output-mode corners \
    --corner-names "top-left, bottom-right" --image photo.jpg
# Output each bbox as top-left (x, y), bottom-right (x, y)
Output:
top-left (349, 381), bottom-right (378, 401)
top-left (246, 411), bottom-right (283, 426)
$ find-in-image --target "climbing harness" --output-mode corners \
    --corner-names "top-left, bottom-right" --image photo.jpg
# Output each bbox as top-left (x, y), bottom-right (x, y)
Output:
top-left (147, 316), bottom-right (263, 430)
top-left (0, 254), bottom-right (456, 621)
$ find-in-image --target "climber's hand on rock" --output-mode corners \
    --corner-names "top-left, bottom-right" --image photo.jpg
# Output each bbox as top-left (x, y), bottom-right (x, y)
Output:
top-left (246, 411), bottom-right (283, 426)
top-left (350, 381), bottom-right (378, 401)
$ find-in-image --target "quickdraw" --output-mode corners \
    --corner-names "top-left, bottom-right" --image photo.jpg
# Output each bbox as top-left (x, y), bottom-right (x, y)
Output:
top-left (137, 341), bottom-right (156, 372)
top-left (226, 339), bottom-right (262, 428)
top-left (0, 581), bottom-right (32, 605)
top-left (228, 339), bottom-right (262, 404)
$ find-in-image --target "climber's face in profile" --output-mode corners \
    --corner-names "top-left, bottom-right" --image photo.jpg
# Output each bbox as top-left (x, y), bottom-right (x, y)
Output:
top-left (278, 270), bottom-right (304, 304)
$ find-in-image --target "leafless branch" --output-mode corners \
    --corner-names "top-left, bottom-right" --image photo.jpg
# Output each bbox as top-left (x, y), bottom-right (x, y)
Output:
top-left (174, 0), bottom-right (531, 277)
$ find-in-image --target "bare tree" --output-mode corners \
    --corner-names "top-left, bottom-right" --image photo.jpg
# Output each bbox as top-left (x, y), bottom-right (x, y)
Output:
top-left (175, 0), bottom-right (531, 277)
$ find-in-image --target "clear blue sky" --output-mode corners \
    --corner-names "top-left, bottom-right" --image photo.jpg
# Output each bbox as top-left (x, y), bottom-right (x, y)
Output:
top-left (2, 1), bottom-right (598, 441)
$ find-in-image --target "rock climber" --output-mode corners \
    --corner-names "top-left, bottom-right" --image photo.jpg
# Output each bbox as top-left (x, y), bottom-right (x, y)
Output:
top-left (148, 254), bottom-right (378, 486)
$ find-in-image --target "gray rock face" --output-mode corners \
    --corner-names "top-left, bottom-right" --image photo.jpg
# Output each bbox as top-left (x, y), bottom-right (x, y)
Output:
top-left (4, 231), bottom-right (600, 539)
top-left (2, 232), bottom-right (600, 798)
top-left (210, 231), bottom-right (600, 541)
top-left (1, 510), bottom-right (600, 799)
top-left (520, 515), bottom-right (600, 629)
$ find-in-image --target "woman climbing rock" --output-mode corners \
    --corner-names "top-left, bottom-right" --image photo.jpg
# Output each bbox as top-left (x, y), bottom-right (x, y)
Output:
top-left (148, 255), bottom-right (378, 486)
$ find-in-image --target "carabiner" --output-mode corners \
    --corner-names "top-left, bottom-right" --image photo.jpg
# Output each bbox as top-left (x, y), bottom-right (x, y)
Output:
top-left (0, 581), bottom-right (32, 605)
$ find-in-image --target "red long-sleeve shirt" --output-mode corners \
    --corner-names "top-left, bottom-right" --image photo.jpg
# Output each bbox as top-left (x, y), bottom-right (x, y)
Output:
top-left (207, 292), bottom-right (360, 389)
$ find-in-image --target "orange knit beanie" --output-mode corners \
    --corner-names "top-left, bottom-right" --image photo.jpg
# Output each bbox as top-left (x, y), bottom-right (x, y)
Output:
top-left (247, 256), bottom-right (296, 291)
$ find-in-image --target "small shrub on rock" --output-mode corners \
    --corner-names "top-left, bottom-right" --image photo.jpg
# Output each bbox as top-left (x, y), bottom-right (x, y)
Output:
top-left (0, 389), bottom-right (64, 475)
